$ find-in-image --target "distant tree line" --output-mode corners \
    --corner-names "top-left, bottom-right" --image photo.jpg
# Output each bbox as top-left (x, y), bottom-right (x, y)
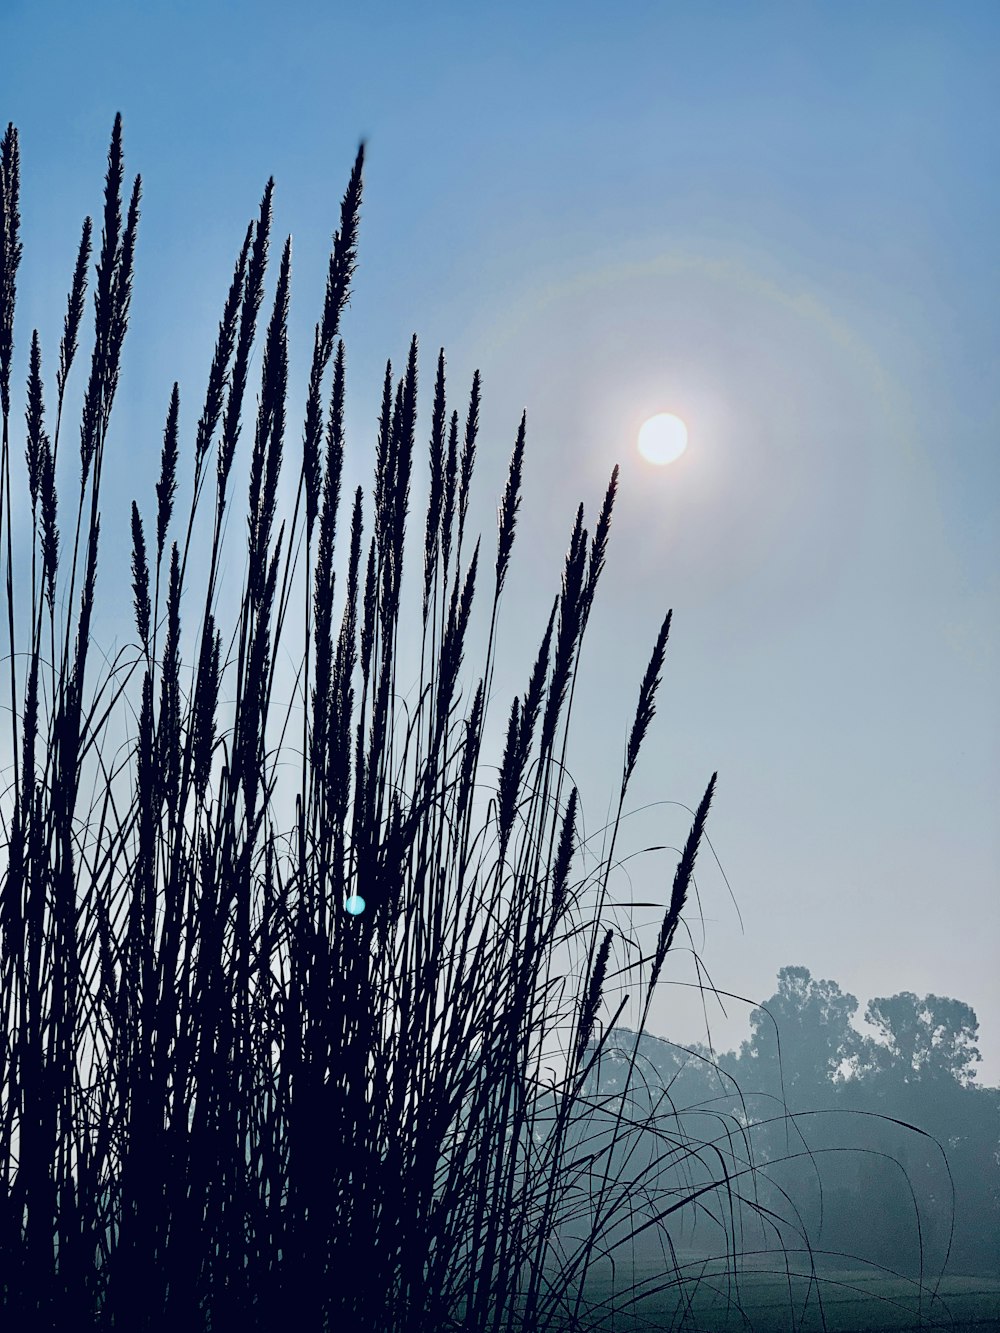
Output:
top-left (583, 966), bottom-right (999, 1278)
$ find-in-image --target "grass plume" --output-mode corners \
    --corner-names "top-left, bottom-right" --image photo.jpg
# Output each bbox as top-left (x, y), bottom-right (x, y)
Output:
top-left (0, 115), bottom-right (839, 1333)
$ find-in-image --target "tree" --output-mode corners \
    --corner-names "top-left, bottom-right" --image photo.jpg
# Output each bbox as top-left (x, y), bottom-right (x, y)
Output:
top-left (736, 965), bottom-right (862, 1103)
top-left (847, 993), bottom-right (994, 1275)
top-left (861, 992), bottom-right (982, 1087)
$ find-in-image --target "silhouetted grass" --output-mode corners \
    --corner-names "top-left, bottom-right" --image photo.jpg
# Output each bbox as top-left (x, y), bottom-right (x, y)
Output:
top-left (0, 118), bottom-right (940, 1333)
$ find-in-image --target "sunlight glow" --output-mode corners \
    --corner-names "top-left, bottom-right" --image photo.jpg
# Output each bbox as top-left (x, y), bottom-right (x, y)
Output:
top-left (638, 412), bottom-right (688, 465)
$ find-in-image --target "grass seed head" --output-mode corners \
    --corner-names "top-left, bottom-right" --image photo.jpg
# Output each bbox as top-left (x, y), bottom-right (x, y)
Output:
top-left (130, 501), bottom-right (151, 652)
top-left (155, 382), bottom-right (180, 561)
top-left (0, 122), bottom-right (23, 419)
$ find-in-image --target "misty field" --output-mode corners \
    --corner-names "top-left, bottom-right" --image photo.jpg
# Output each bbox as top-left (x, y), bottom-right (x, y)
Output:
top-left (573, 1258), bottom-right (1000, 1332)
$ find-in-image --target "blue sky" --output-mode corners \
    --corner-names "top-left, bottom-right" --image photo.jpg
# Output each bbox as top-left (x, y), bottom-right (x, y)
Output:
top-left (4, 0), bottom-right (998, 1075)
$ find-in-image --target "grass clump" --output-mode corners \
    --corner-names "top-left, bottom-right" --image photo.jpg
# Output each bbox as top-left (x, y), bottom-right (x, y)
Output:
top-left (0, 116), bottom-right (780, 1332)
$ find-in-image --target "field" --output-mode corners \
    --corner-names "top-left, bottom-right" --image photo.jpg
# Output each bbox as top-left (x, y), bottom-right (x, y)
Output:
top-left (558, 1257), bottom-right (1000, 1332)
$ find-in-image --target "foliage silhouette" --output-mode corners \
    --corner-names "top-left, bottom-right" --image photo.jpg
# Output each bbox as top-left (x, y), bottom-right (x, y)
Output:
top-left (861, 992), bottom-right (983, 1087)
top-left (691, 966), bottom-right (998, 1281)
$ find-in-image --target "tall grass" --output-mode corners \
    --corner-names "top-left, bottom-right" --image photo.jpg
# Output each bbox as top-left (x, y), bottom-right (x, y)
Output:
top-left (0, 117), bottom-right (789, 1331)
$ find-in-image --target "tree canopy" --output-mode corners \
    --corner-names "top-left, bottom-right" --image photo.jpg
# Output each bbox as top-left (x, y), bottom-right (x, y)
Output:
top-left (736, 964), bottom-right (862, 1100)
top-left (860, 991), bottom-right (982, 1087)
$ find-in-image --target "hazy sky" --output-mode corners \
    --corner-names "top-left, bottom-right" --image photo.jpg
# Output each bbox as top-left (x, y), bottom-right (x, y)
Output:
top-left (4, 1), bottom-right (998, 1078)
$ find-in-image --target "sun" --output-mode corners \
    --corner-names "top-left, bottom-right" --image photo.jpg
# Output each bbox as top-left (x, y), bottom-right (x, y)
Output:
top-left (638, 413), bottom-right (688, 465)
